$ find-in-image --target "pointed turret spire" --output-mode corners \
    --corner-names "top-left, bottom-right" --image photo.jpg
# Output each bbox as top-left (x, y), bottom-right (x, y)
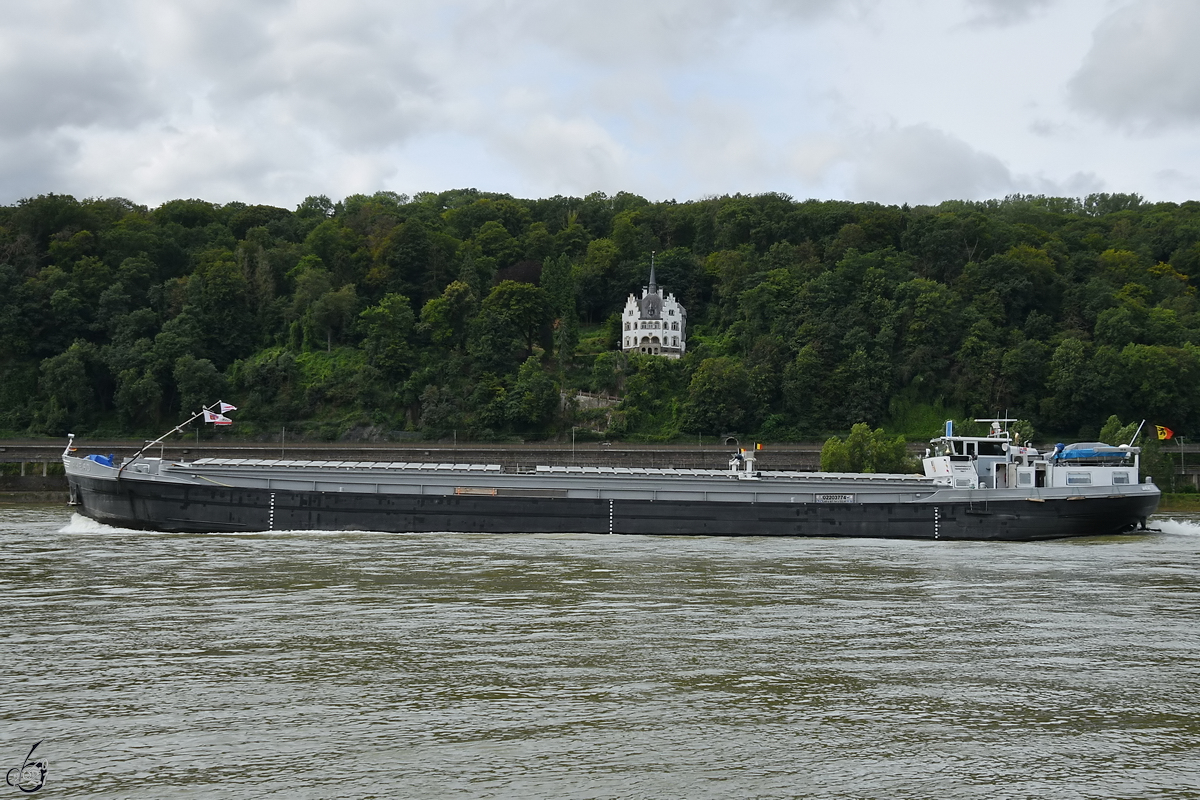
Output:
top-left (649, 251), bottom-right (657, 294)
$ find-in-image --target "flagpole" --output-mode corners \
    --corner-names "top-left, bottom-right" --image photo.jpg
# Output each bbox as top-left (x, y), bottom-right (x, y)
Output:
top-left (116, 402), bottom-right (221, 479)
top-left (1130, 420), bottom-right (1147, 446)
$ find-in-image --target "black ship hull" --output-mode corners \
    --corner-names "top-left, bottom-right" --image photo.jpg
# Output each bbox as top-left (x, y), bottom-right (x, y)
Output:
top-left (68, 473), bottom-right (1159, 542)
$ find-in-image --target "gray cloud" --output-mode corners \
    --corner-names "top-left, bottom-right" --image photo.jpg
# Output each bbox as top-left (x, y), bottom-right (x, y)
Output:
top-left (964, 0), bottom-right (1054, 26)
top-left (1068, 0), bottom-right (1200, 127)
top-left (0, 133), bottom-right (82, 200)
top-left (0, 5), bottom-right (158, 136)
top-left (146, 2), bottom-right (443, 149)
top-left (490, 112), bottom-right (631, 193)
top-left (1016, 170), bottom-right (1104, 198)
top-left (455, 0), bottom-right (846, 66)
top-left (1153, 168), bottom-right (1200, 196)
top-left (850, 125), bottom-right (1015, 204)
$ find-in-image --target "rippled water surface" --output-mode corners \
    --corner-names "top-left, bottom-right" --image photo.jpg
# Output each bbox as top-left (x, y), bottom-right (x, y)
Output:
top-left (2, 504), bottom-right (1199, 799)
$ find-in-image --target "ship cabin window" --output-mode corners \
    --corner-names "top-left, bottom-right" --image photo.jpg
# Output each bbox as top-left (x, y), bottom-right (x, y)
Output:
top-left (965, 442), bottom-right (976, 457)
top-left (1112, 471), bottom-right (1131, 485)
top-left (1066, 472), bottom-right (1092, 486)
top-left (978, 442), bottom-right (1006, 457)
top-left (1017, 470), bottom-right (1033, 487)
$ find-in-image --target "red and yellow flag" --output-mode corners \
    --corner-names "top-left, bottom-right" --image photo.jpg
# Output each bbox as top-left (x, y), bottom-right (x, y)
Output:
top-left (1156, 425), bottom-right (1175, 440)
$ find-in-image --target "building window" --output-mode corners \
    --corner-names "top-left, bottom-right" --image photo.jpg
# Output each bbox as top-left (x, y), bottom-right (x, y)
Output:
top-left (624, 322), bottom-right (629, 331)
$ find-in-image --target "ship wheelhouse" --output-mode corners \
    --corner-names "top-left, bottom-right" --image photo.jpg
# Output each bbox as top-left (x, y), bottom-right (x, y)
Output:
top-left (922, 419), bottom-right (1145, 491)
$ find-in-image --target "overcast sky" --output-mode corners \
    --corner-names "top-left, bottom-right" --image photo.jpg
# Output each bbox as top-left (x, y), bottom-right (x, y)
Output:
top-left (2, 0), bottom-right (1198, 208)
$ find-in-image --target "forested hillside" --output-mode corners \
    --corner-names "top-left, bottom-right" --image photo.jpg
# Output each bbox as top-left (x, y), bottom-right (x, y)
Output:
top-left (1, 189), bottom-right (1197, 443)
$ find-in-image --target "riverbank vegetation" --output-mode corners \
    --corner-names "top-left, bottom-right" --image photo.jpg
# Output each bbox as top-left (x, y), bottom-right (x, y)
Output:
top-left (2, 189), bottom-right (1198, 449)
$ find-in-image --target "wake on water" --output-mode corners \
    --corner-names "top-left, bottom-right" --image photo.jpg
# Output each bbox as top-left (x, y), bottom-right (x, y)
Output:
top-left (60, 513), bottom-right (147, 535)
top-left (58, 513), bottom-right (411, 537)
top-left (1150, 516), bottom-right (1200, 536)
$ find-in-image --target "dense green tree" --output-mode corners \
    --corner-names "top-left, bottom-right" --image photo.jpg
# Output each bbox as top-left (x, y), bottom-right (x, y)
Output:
top-left (590, 351), bottom-right (626, 395)
top-left (36, 340), bottom-right (99, 431)
top-left (188, 252), bottom-right (255, 367)
top-left (682, 357), bottom-right (751, 434)
top-left (619, 354), bottom-right (684, 436)
top-left (304, 219), bottom-right (362, 287)
top-left (359, 293), bottom-right (415, 381)
top-left (507, 356), bottom-right (559, 430)
top-left (173, 354), bottom-right (224, 415)
top-left (471, 280), bottom-right (550, 370)
top-left (420, 280), bottom-right (477, 350)
top-left (307, 284), bottom-right (359, 352)
top-left (541, 254), bottom-right (578, 370)
top-left (820, 423), bottom-right (912, 473)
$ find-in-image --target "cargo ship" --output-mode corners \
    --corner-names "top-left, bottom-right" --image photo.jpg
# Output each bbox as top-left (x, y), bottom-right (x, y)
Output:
top-left (62, 417), bottom-right (1160, 541)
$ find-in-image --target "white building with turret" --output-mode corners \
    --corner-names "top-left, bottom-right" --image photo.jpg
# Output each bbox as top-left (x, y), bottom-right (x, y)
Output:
top-left (620, 259), bottom-right (686, 358)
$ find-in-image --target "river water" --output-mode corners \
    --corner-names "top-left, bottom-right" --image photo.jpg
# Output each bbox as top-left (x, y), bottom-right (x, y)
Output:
top-left (2, 504), bottom-right (1198, 799)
